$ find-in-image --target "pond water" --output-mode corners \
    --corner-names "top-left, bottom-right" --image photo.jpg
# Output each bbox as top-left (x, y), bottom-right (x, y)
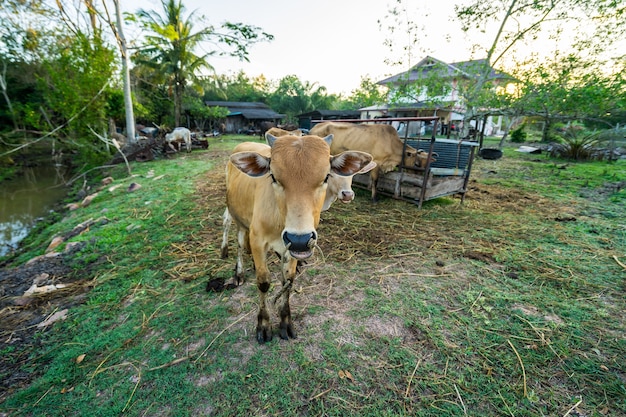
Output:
top-left (0, 164), bottom-right (69, 257)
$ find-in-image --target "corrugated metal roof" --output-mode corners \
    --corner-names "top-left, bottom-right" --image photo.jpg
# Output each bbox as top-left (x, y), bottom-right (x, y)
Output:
top-left (203, 101), bottom-right (284, 120)
top-left (230, 109), bottom-right (285, 120)
top-left (205, 101), bottom-right (270, 109)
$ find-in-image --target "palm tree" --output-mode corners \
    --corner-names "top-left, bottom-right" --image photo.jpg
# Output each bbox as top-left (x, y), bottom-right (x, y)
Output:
top-left (134, 0), bottom-right (273, 127)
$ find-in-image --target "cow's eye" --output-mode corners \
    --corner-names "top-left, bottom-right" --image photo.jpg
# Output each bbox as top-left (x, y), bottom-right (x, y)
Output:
top-left (270, 173), bottom-right (277, 184)
top-left (324, 174), bottom-right (330, 184)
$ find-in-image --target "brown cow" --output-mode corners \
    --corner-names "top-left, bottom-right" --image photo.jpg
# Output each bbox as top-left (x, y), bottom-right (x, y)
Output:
top-left (310, 122), bottom-right (422, 202)
top-left (220, 141), bottom-right (375, 260)
top-left (225, 133), bottom-right (373, 343)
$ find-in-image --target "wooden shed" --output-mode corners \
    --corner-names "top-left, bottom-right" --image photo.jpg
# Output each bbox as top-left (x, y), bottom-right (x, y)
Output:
top-left (204, 101), bottom-right (284, 134)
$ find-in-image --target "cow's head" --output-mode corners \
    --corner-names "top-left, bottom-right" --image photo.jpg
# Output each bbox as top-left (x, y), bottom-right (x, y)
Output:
top-left (402, 145), bottom-right (419, 167)
top-left (230, 134), bottom-right (373, 259)
top-left (415, 150), bottom-right (438, 168)
top-left (323, 159), bottom-right (377, 211)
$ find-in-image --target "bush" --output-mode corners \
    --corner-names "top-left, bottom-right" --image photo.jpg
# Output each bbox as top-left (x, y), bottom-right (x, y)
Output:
top-left (549, 126), bottom-right (599, 160)
top-left (510, 124), bottom-right (527, 143)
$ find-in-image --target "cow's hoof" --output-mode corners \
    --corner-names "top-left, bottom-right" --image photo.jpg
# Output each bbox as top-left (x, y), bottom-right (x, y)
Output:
top-left (279, 323), bottom-right (297, 340)
top-left (256, 326), bottom-right (273, 344)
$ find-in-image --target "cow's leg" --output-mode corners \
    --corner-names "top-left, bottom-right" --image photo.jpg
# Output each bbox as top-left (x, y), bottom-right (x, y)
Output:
top-left (220, 208), bottom-right (231, 259)
top-left (277, 258), bottom-right (298, 340)
top-left (235, 229), bottom-right (247, 280)
top-left (250, 238), bottom-right (273, 343)
top-left (370, 168), bottom-right (380, 202)
top-left (224, 227), bottom-right (247, 290)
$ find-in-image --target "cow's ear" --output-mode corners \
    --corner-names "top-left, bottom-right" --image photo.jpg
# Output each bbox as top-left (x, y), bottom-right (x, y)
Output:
top-left (357, 160), bottom-right (377, 174)
top-left (265, 133), bottom-right (277, 147)
top-left (230, 152), bottom-right (270, 177)
top-left (330, 151), bottom-right (374, 177)
top-left (322, 134), bottom-right (333, 147)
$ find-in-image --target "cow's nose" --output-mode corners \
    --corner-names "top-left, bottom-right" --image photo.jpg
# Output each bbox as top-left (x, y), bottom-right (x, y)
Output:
top-left (340, 190), bottom-right (354, 202)
top-left (283, 231), bottom-right (316, 252)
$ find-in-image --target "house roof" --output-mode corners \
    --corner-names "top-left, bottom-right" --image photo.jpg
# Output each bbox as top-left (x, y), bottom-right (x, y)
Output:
top-left (204, 101), bottom-right (284, 120)
top-left (378, 56), bottom-right (513, 85)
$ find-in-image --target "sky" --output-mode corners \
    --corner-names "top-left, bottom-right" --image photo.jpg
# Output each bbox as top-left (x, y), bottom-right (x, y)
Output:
top-left (127, 0), bottom-right (468, 95)
top-left (124, 0), bottom-right (624, 96)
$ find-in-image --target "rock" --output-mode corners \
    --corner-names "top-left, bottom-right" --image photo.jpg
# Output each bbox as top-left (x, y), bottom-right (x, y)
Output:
top-left (80, 193), bottom-right (99, 207)
top-left (24, 283), bottom-right (67, 296)
top-left (33, 273), bottom-right (50, 285)
top-left (127, 182), bottom-right (141, 192)
top-left (64, 241), bottom-right (84, 253)
top-left (37, 309), bottom-right (68, 328)
top-left (46, 236), bottom-right (65, 253)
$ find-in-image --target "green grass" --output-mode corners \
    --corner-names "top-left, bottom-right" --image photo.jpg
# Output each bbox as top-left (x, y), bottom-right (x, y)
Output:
top-left (1, 135), bottom-right (624, 416)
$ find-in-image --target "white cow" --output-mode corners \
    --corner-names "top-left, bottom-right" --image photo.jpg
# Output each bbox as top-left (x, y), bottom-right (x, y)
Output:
top-left (165, 127), bottom-right (192, 153)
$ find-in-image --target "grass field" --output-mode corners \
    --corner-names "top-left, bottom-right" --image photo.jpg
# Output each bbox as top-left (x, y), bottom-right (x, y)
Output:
top-left (1, 135), bottom-right (624, 416)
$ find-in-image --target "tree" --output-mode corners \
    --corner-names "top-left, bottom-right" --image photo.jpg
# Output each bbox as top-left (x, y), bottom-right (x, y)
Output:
top-left (453, 0), bottom-right (625, 136)
top-left (382, 0), bottom-right (626, 138)
top-left (505, 53), bottom-right (626, 142)
top-left (202, 71), bottom-right (270, 103)
top-left (108, 0), bottom-right (136, 143)
top-left (183, 94), bottom-right (229, 132)
top-left (132, 0), bottom-right (273, 126)
top-left (267, 75), bottom-right (340, 121)
top-left (345, 76), bottom-right (389, 110)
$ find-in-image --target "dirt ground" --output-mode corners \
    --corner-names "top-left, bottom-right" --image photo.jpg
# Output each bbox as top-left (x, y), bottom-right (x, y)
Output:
top-left (0, 241), bottom-right (98, 399)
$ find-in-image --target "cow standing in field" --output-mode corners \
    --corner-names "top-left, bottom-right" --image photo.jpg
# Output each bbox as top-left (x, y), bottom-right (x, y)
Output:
top-left (310, 122), bottom-right (430, 202)
top-left (165, 127), bottom-right (192, 153)
top-left (220, 141), bottom-right (375, 261)
top-left (225, 133), bottom-right (373, 343)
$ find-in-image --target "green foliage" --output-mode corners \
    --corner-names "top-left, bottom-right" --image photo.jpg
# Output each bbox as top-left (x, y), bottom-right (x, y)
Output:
top-left (131, 0), bottom-right (273, 126)
top-left (203, 71), bottom-right (270, 103)
top-left (512, 55), bottom-right (626, 142)
top-left (183, 94), bottom-right (228, 131)
top-left (549, 125), bottom-right (600, 160)
top-left (510, 123), bottom-right (527, 143)
top-left (39, 33), bottom-right (116, 138)
top-left (267, 75), bottom-right (341, 121)
top-left (104, 89), bottom-right (126, 125)
top-left (344, 76), bottom-right (389, 109)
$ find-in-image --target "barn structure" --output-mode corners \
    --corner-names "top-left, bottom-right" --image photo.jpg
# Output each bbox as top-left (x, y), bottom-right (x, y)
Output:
top-left (204, 101), bottom-right (284, 134)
